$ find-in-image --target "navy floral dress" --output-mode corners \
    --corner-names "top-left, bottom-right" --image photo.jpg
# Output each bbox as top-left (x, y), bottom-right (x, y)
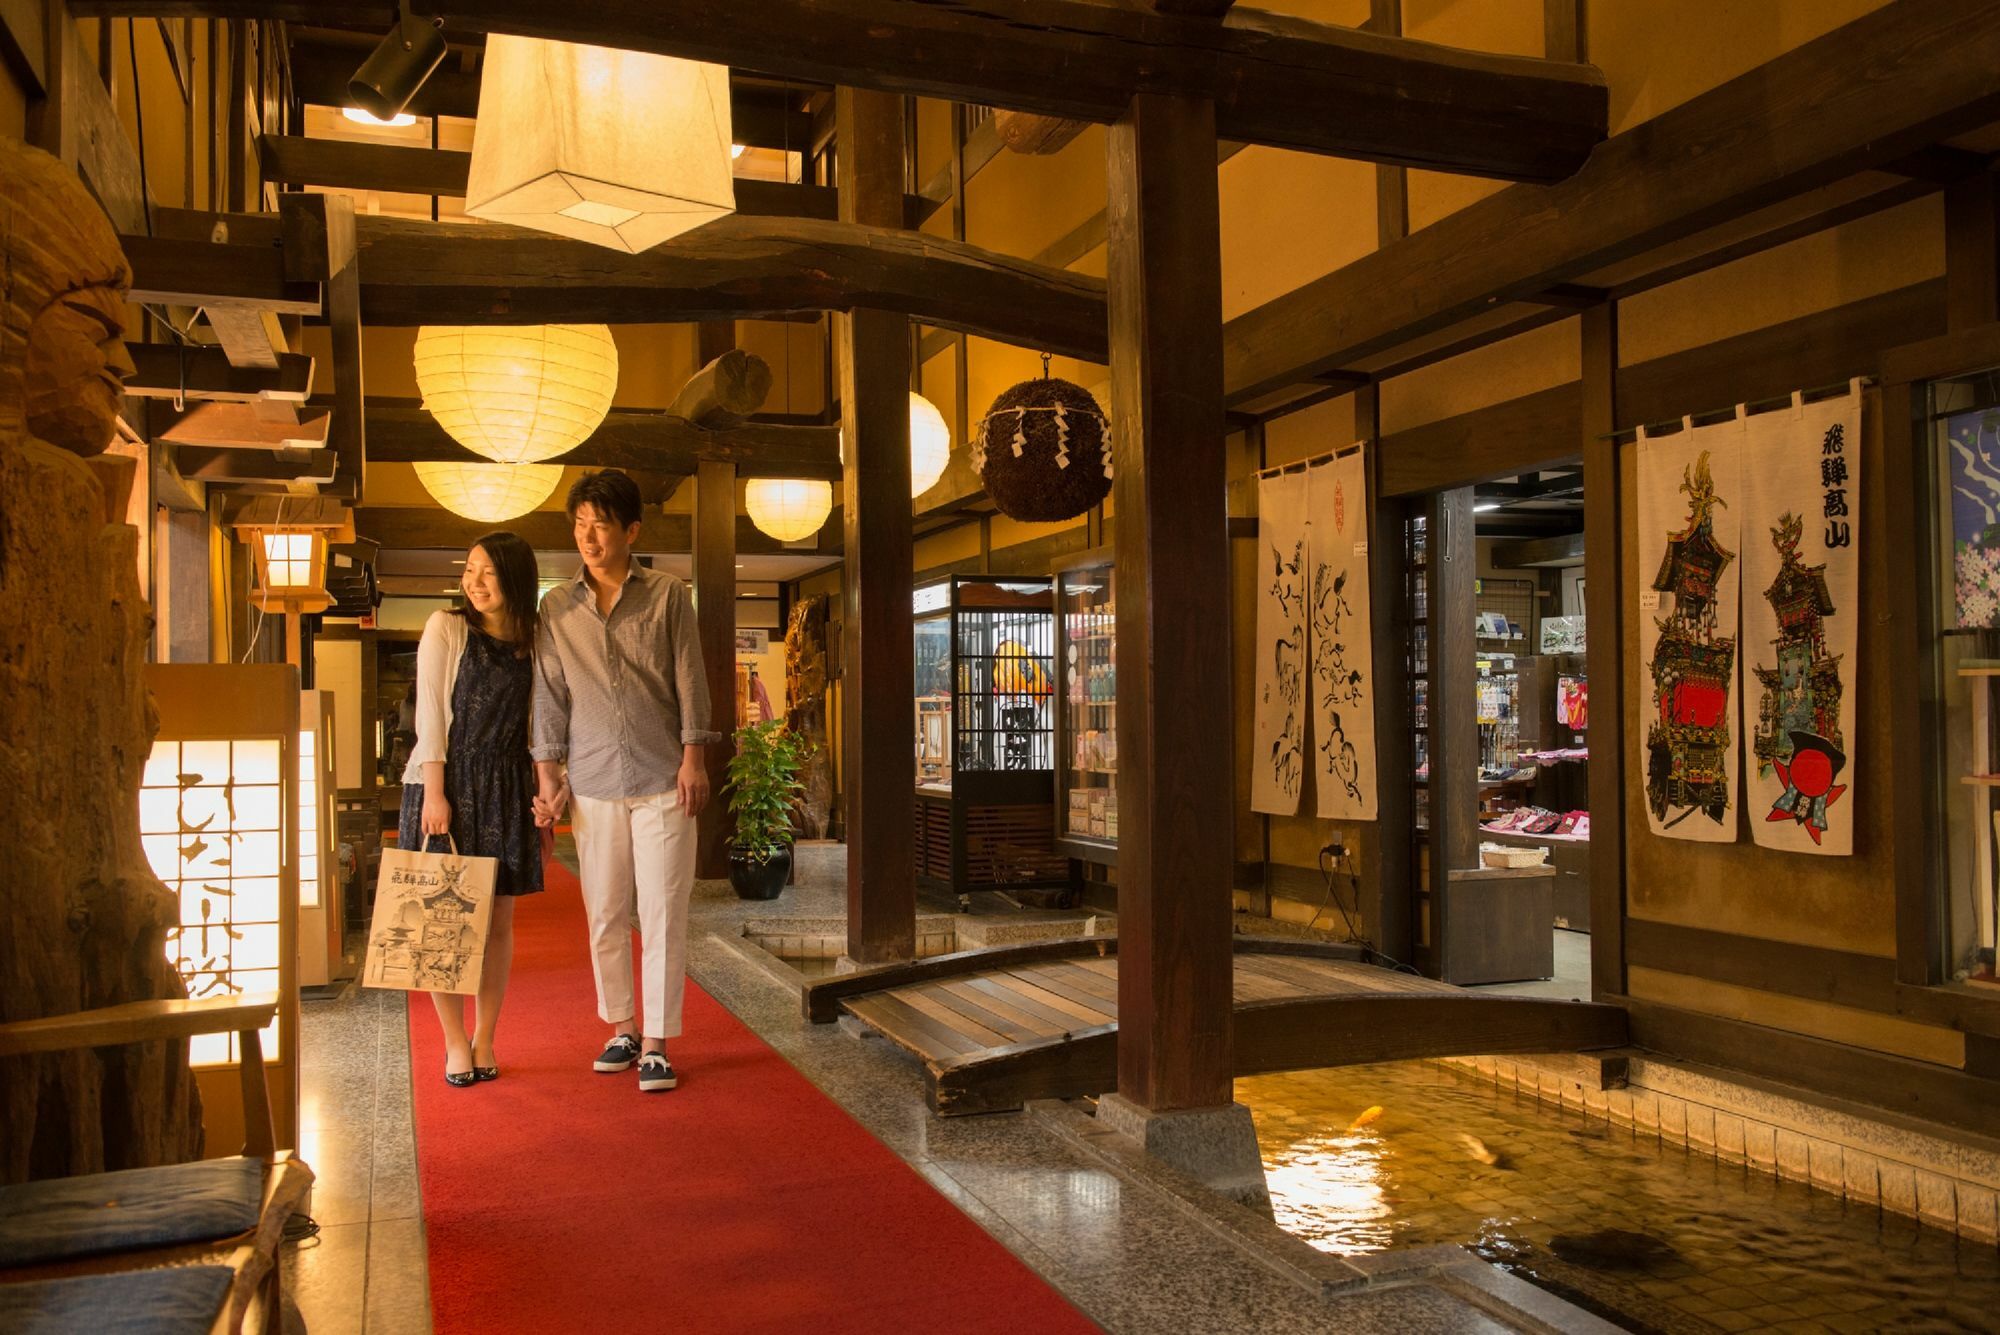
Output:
top-left (398, 625), bottom-right (543, 896)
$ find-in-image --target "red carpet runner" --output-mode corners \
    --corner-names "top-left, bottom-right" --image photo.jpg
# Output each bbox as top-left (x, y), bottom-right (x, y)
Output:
top-left (407, 853), bottom-right (1099, 1334)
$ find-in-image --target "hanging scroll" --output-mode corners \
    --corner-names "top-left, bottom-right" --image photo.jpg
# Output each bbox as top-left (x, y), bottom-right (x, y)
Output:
top-left (1252, 469), bottom-right (1309, 814)
top-left (1638, 416), bottom-right (1744, 842)
top-left (1739, 386), bottom-right (1860, 855)
top-left (1308, 448), bottom-right (1377, 820)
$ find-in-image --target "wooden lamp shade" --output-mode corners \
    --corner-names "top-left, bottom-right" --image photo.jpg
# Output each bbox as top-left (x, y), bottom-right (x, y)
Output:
top-left (465, 35), bottom-right (736, 253)
top-left (414, 460), bottom-right (565, 522)
top-left (413, 323), bottom-right (619, 464)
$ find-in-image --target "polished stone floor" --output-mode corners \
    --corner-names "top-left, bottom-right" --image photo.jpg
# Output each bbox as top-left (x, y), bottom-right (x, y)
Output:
top-left (281, 850), bottom-right (1599, 1333)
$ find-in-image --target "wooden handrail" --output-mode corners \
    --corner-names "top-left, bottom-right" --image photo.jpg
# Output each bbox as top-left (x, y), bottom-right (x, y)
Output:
top-left (0, 993), bottom-right (280, 1058)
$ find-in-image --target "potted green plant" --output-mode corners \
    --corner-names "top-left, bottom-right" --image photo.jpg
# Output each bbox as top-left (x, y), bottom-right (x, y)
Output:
top-left (725, 719), bottom-right (809, 900)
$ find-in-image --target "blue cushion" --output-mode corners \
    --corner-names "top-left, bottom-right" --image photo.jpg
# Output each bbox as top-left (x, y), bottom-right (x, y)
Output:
top-left (0, 1158), bottom-right (262, 1267)
top-left (0, 1266), bottom-right (233, 1334)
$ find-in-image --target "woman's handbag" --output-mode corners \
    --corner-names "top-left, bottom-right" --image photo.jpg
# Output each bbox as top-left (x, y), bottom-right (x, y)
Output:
top-left (362, 835), bottom-right (498, 996)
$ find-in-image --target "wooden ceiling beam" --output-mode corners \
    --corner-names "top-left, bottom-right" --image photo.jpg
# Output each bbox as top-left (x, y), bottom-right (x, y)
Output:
top-left (124, 343), bottom-right (315, 403)
top-left (358, 400), bottom-right (842, 479)
top-left (121, 234), bottom-right (320, 313)
top-left (355, 506), bottom-right (792, 555)
top-left (75, 1), bottom-right (1607, 181)
top-left (257, 135), bottom-right (870, 218)
top-left (285, 36), bottom-right (818, 149)
top-left (1223, 0), bottom-right (2000, 404)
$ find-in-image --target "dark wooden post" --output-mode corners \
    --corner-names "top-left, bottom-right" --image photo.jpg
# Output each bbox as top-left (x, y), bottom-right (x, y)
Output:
top-left (838, 87), bottom-right (916, 964)
top-left (1106, 92), bottom-right (1234, 1116)
top-left (1426, 485), bottom-right (1479, 973)
top-left (695, 321), bottom-right (739, 879)
top-left (1355, 384), bottom-right (1414, 965)
top-left (1580, 302), bottom-right (1625, 997)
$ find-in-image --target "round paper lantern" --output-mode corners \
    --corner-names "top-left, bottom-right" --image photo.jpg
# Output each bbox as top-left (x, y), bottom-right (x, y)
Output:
top-left (839, 392), bottom-right (952, 497)
top-left (414, 324), bottom-right (619, 464)
top-left (414, 461), bottom-right (564, 523)
top-left (745, 478), bottom-right (833, 542)
top-left (975, 375), bottom-right (1111, 522)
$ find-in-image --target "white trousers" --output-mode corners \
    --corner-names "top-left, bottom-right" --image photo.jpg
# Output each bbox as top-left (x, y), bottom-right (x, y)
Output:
top-left (571, 790), bottom-right (697, 1040)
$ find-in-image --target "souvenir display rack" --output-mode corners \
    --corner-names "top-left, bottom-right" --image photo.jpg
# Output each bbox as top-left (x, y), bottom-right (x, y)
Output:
top-left (912, 577), bottom-right (1070, 903)
top-left (1055, 550), bottom-right (1118, 865)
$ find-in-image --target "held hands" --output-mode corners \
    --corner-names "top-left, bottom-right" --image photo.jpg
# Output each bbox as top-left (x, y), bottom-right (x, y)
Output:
top-left (533, 776), bottom-right (570, 829)
top-left (677, 754), bottom-right (711, 818)
top-left (421, 789), bottom-right (453, 838)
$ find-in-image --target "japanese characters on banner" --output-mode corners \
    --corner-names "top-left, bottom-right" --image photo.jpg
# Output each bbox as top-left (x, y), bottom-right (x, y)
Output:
top-left (1739, 387), bottom-right (1860, 855)
top-left (1308, 448), bottom-right (1378, 820)
top-left (1638, 415), bottom-right (1745, 843)
top-left (1252, 468), bottom-right (1309, 814)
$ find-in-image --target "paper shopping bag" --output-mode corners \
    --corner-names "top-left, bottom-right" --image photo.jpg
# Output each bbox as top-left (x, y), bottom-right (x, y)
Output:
top-left (363, 839), bottom-right (497, 996)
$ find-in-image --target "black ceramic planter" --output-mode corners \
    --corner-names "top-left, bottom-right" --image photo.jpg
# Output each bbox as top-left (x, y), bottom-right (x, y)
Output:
top-left (729, 845), bottom-right (792, 900)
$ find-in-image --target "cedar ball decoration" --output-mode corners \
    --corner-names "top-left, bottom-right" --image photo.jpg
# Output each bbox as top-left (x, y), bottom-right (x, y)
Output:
top-left (975, 370), bottom-right (1111, 522)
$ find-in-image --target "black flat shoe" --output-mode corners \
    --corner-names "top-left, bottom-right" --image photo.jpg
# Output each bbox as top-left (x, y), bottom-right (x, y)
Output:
top-left (473, 1064), bottom-right (499, 1082)
top-left (444, 1069), bottom-right (476, 1088)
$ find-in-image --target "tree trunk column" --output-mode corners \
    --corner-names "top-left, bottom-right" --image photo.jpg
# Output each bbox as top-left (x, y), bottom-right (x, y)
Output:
top-left (838, 87), bottom-right (916, 965)
top-left (1105, 92), bottom-right (1234, 1115)
top-left (695, 444), bottom-right (737, 880)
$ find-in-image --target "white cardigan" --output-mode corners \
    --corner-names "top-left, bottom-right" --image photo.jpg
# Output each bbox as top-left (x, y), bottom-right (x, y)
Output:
top-left (401, 610), bottom-right (470, 784)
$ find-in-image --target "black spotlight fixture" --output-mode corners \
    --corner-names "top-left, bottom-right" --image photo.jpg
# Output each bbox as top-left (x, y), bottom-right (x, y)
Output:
top-left (347, 1), bottom-right (448, 122)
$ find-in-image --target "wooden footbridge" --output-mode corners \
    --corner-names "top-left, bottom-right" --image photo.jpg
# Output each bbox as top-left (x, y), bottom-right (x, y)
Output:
top-left (802, 938), bottom-right (1628, 1115)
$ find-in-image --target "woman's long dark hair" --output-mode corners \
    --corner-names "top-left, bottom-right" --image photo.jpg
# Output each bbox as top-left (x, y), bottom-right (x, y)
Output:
top-left (457, 530), bottom-right (540, 658)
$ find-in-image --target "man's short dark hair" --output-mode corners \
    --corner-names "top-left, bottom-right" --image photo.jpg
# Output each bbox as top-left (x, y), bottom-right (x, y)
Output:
top-left (566, 469), bottom-right (643, 530)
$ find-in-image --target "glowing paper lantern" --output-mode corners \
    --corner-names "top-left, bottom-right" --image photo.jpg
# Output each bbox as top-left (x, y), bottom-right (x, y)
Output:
top-left (840, 391), bottom-right (953, 497)
top-left (414, 461), bottom-right (564, 523)
top-left (414, 324), bottom-right (618, 464)
top-left (744, 478), bottom-right (833, 542)
top-left (465, 35), bottom-right (735, 253)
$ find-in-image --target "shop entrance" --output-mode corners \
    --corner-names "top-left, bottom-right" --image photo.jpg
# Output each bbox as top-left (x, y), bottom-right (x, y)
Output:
top-left (1410, 466), bottom-right (1591, 994)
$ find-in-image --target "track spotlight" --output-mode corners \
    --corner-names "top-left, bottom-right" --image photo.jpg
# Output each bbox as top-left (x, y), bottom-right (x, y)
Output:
top-left (347, 2), bottom-right (447, 123)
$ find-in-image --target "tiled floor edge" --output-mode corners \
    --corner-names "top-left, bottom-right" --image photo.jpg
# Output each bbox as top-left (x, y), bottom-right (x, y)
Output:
top-left (1431, 1053), bottom-right (2000, 1248)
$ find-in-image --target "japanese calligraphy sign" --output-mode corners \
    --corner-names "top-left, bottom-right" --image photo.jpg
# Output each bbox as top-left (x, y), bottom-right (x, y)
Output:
top-left (1309, 448), bottom-right (1378, 820)
top-left (1740, 387), bottom-right (1860, 855)
top-left (1252, 467), bottom-right (1310, 814)
top-left (1638, 416), bottom-right (1744, 843)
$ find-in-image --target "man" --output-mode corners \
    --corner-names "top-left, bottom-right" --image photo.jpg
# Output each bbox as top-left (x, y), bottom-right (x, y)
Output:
top-left (532, 470), bottom-right (718, 1093)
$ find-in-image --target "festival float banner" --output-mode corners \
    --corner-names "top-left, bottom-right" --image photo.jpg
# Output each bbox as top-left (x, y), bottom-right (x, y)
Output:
top-left (1638, 416), bottom-right (1744, 842)
top-left (1308, 447), bottom-right (1378, 820)
top-left (1740, 387), bottom-right (1860, 855)
top-left (1252, 468), bottom-right (1309, 815)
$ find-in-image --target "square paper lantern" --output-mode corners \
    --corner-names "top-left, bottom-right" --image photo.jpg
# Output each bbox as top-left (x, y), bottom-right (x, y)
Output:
top-left (142, 664), bottom-right (302, 1156)
top-left (465, 35), bottom-right (736, 253)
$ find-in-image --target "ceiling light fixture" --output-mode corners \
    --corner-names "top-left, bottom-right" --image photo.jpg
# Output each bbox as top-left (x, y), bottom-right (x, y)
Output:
top-left (415, 461), bottom-right (565, 523)
top-left (840, 391), bottom-right (952, 498)
top-left (347, 0), bottom-right (448, 124)
top-left (343, 106), bottom-right (418, 128)
top-left (744, 479), bottom-right (832, 543)
top-left (413, 324), bottom-right (619, 464)
top-left (465, 35), bottom-right (736, 253)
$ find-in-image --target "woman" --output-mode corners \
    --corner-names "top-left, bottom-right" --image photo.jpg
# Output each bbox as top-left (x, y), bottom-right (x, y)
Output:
top-left (399, 532), bottom-right (543, 1086)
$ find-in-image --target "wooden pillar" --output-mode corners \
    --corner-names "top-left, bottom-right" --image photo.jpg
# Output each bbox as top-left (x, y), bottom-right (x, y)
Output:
top-left (695, 453), bottom-right (737, 879)
top-left (1107, 92), bottom-right (1233, 1114)
top-left (1580, 301), bottom-right (1625, 997)
top-left (838, 87), bottom-right (916, 964)
top-left (1425, 485), bottom-right (1478, 972)
top-left (1355, 385), bottom-right (1413, 965)
top-left (1368, 0), bottom-right (1407, 248)
top-left (694, 320), bottom-right (738, 879)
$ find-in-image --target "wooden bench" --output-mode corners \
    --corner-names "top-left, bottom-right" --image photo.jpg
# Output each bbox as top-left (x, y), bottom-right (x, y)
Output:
top-left (0, 993), bottom-right (313, 1334)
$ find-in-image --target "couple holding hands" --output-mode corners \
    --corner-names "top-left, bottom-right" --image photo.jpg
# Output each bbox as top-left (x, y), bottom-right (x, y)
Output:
top-left (399, 469), bottom-right (715, 1094)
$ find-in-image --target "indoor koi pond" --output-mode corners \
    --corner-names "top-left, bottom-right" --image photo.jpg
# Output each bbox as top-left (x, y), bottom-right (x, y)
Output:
top-left (1241, 1062), bottom-right (2000, 1333)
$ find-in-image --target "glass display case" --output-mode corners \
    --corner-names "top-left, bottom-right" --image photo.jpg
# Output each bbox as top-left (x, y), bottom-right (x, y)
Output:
top-left (911, 577), bottom-right (1070, 903)
top-left (1055, 552), bottom-right (1117, 863)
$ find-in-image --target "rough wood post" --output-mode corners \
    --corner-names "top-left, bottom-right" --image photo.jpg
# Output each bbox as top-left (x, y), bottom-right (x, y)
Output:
top-left (1425, 485), bottom-right (1479, 976)
top-left (1106, 91), bottom-right (1234, 1113)
top-left (838, 87), bottom-right (916, 964)
top-left (1581, 301), bottom-right (1625, 997)
top-left (695, 449), bottom-right (738, 880)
